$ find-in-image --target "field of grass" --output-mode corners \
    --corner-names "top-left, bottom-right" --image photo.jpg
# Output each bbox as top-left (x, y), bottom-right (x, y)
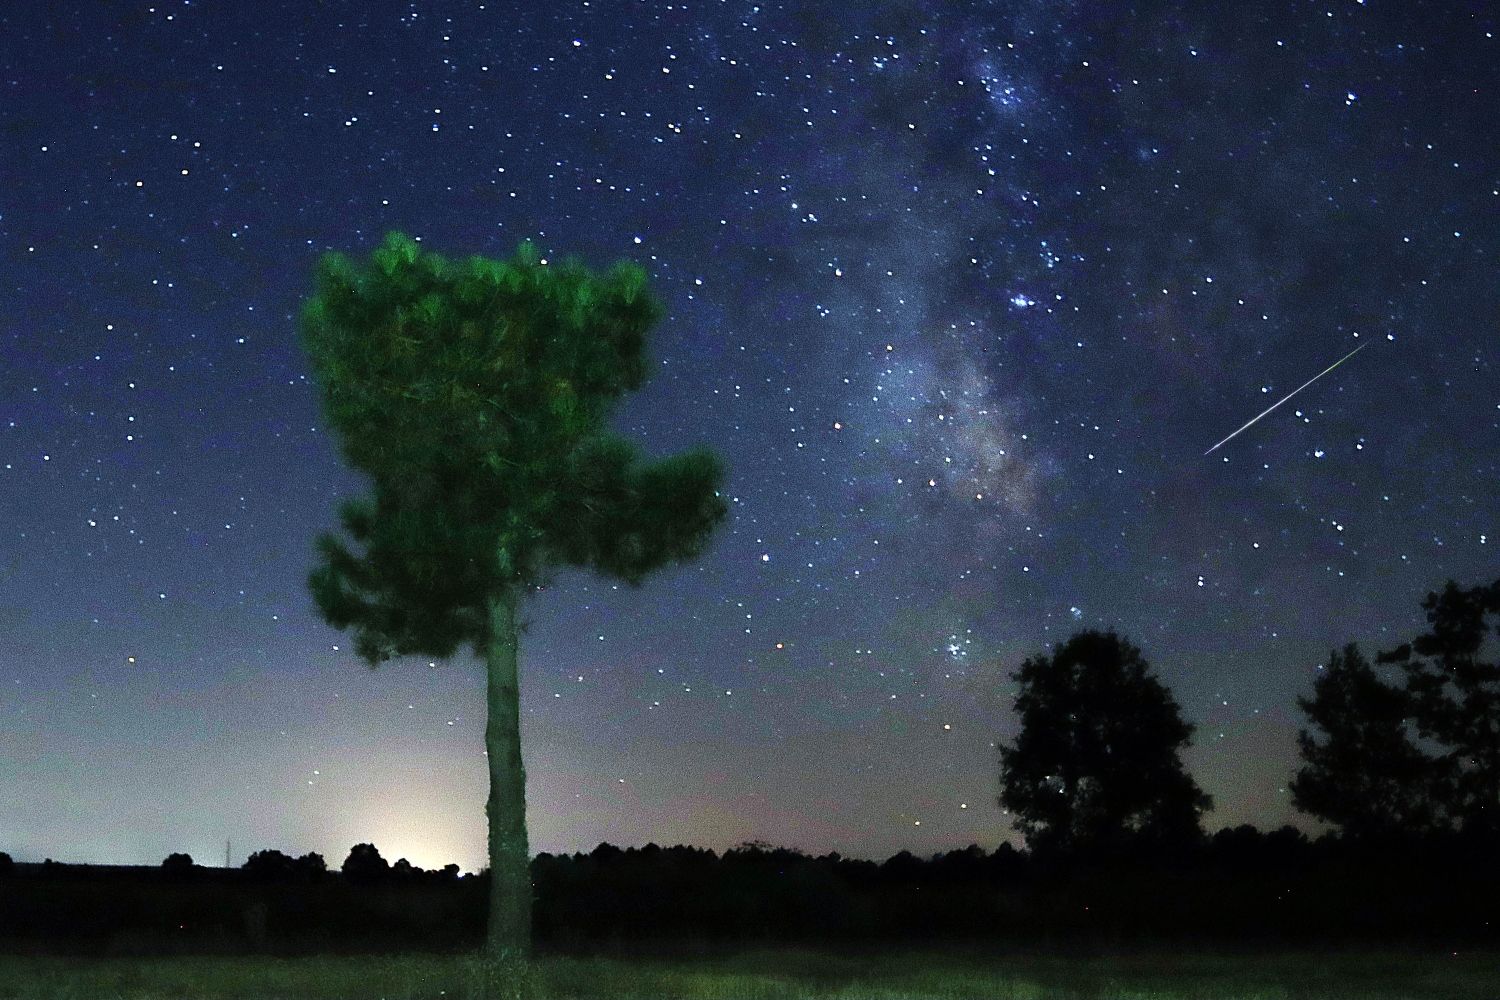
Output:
top-left (0, 946), bottom-right (1495, 1000)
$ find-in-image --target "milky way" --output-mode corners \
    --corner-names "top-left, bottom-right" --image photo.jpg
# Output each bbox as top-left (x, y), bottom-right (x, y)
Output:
top-left (0, 2), bottom-right (1495, 870)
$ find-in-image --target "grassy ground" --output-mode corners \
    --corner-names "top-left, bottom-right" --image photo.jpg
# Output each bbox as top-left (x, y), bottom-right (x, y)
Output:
top-left (0, 946), bottom-right (1495, 1000)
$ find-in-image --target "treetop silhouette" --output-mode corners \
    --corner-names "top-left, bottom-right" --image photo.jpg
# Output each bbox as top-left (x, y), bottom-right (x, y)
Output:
top-left (998, 630), bottom-right (1211, 856)
top-left (1376, 578), bottom-right (1500, 837)
top-left (1290, 643), bottom-right (1443, 839)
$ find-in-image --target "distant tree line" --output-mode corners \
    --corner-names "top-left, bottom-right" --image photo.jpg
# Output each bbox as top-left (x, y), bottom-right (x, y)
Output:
top-left (2, 828), bottom-right (1496, 953)
top-left (146, 843), bottom-right (463, 886)
top-left (2, 576), bottom-right (1494, 953)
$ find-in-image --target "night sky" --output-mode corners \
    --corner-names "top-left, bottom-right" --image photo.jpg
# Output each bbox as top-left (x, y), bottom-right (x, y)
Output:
top-left (2, 2), bottom-right (1496, 873)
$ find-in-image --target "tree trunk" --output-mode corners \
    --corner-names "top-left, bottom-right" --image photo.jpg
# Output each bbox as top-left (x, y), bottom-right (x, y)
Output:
top-left (483, 587), bottom-right (533, 999)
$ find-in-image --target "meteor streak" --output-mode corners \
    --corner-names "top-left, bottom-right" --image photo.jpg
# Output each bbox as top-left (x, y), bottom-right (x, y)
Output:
top-left (1204, 341), bottom-right (1371, 456)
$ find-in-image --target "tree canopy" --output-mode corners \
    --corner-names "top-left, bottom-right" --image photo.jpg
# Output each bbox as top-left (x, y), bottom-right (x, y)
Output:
top-left (301, 232), bottom-right (727, 666)
top-left (342, 842), bottom-right (390, 885)
top-left (1290, 643), bottom-right (1443, 839)
top-left (1376, 578), bottom-right (1500, 838)
top-left (999, 630), bottom-right (1211, 855)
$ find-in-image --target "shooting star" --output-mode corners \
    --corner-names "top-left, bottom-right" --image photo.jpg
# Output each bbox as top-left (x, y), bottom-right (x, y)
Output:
top-left (1204, 341), bottom-right (1371, 456)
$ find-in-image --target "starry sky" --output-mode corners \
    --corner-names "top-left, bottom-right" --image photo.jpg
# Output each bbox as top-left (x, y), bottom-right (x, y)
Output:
top-left (2, 2), bottom-right (1496, 873)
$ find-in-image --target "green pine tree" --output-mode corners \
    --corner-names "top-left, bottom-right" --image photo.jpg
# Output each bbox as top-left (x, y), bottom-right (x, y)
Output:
top-left (299, 233), bottom-right (727, 997)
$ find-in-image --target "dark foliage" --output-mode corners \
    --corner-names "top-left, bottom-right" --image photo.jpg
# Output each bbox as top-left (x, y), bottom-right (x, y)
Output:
top-left (3, 831), bottom-right (1497, 955)
top-left (242, 850), bottom-right (296, 881)
top-left (1377, 578), bottom-right (1500, 837)
top-left (294, 852), bottom-right (329, 878)
top-left (342, 843), bottom-right (391, 885)
top-left (241, 850), bottom-right (327, 884)
top-left (998, 631), bottom-right (1212, 857)
top-left (1291, 644), bottom-right (1444, 838)
top-left (161, 853), bottom-right (195, 874)
top-left (0, 852), bottom-right (12, 876)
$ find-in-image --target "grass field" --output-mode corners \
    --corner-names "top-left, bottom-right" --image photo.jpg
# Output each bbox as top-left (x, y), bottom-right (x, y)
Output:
top-left (0, 947), bottom-right (1495, 1000)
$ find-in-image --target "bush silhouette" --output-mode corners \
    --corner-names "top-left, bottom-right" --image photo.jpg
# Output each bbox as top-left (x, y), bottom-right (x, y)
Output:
top-left (242, 849), bottom-right (297, 881)
top-left (342, 843), bottom-right (391, 885)
top-left (293, 852), bottom-right (328, 879)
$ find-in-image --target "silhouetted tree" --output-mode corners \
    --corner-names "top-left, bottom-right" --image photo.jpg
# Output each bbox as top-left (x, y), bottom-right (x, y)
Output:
top-left (0, 851), bottom-right (12, 876)
top-left (242, 849), bottom-right (296, 880)
top-left (998, 630), bottom-right (1211, 857)
top-left (342, 843), bottom-right (391, 885)
top-left (880, 850), bottom-right (922, 882)
top-left (1378, 578), bottom-right (1500, 837)
top-left (1291, 643), bottom-right (1443, 838)
top-left (161, 852), bottom-right (195, 873)
top-left (300, 232), bottom-right (727, 995)
top-left (293, 852), bottom-right (328, 879)
top-left (590, 842), bottom-right (624, 863)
